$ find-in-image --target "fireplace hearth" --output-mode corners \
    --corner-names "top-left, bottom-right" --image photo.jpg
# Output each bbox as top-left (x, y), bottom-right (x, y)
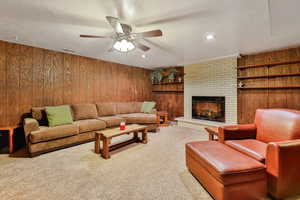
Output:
top-left (192, 96), bottom-right (225, 122)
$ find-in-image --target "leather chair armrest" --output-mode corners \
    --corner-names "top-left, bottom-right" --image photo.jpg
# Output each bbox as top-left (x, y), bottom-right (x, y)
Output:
top-left (218, 124), bottom-right (256, 143)
top-left (266, 140), bottom-right (300, 199)
top-left (23, 118), bottom-right (39, 144)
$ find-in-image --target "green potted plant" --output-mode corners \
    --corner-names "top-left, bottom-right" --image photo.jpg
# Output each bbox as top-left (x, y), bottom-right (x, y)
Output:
top-left (167, 68), bottom-right (178, 82)
top-left (150, 69), bottom-right (163, 84)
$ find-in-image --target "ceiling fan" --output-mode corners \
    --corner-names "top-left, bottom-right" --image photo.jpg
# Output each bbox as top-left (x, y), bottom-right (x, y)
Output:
top-left (80, 16), bottom-right (163, 52)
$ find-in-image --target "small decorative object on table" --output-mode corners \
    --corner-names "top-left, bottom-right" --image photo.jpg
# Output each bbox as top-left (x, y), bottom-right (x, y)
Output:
top-left (120, 122), bottom-right (126, 130)
top-left (156, 111), bottom-right (169, 127)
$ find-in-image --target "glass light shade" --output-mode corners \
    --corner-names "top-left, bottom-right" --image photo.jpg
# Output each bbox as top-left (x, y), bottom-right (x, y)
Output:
top-left (113, 39), bottom-right (135, 52)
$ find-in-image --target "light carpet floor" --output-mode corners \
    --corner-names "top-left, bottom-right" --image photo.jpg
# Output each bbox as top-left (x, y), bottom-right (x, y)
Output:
top-left (0, 126), bottom-right (213, 200)
top-left (1, 126), bottom-right (299, 200)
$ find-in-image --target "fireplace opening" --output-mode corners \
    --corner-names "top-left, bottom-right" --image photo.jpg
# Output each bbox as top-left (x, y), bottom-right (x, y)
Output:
top-left (192, 96), bottom-right (225, 122)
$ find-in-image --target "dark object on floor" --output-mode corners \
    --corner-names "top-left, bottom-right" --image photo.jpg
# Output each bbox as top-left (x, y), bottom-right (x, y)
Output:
top-left (0, 130), bottom-right (9, 154)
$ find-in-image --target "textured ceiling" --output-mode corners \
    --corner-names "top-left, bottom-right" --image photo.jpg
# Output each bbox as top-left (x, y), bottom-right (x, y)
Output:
top-left (0, 0), bottom-right (299, 68)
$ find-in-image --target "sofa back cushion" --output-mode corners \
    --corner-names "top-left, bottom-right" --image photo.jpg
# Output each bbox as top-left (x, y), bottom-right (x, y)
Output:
top-left (96, 102), bottom-right (117, 117)
top-left (32, 107), bottom-right (48, 126)
top-left (255, 109), bottom-right (300, 143)
top-left (116, 102), bottom-right (136, 114)
top-left (72, 104), bottom-right (98, 120)
top-left (133, 102), bottom-right (143, 113)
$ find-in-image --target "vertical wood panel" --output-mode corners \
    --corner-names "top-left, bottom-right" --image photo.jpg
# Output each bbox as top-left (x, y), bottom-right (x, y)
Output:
top-left (63, 54), bottom-right (72, 104)
top-left (53, 52), bottom-right (64, 105)
top-left (44, 50), bottom-right (54, 106)
top-left (19, 45), bottom-right (33, 119)
top-left (0, 41), bottom-right (152, 126)
top-left (32, 48), bottom-right (44, 107)
top-left (0, 41), bottom-right (7, 126)
top-left (6, 43), bottom-right (20, 125)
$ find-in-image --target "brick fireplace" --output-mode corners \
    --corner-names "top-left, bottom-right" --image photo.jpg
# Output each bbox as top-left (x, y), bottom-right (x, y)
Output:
top-left (176, 57), bottom-right (237, 129)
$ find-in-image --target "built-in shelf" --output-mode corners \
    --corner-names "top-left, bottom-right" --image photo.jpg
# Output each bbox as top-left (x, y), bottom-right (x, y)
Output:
top-left (238, 60), bottom-right (300, 69)
top-left (237, 73), bottom-right (300, 79)
top-left (238, 86), bottom-right (300, 89)
top-left (152, 90), bottom-right (184, 93)
top-left (152, 81), bottom-right (184, 85)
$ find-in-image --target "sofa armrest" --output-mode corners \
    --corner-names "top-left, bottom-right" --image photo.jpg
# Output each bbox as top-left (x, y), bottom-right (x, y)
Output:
top-left (150, 108), bottom-right (157, 114)
top-left (23, 118), bottom-right (39, 144)
top-left (266, 140), bottom-right (300, 199)
top-left (218, 124), bottom-right (256, 143)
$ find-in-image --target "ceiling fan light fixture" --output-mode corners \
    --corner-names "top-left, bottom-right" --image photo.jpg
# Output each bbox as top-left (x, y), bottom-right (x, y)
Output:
top-left (113, 39), bottom-right (135, 52)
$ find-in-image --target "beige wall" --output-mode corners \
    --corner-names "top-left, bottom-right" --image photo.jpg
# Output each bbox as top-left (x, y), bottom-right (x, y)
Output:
top-left (184, 57), bottom-right (237, 124)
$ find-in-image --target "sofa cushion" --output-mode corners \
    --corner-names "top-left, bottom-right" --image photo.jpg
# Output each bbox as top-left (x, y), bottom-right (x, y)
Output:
top-left (141, 101), bottom-right (156, 113)
top-left (225, 139), bottom-right (267, 163)
top-left (186, 141), bottom-right (266, 186)
top-left (45, 105), bottom-right (73, 127)
top-left (30, 124), bottom-right (79, 143)
top-left (116, 102), bottom-right (136, 114)
top-left (96, 102), bottom-right (117, 117)
top-left (132, 102), bottom-right (143, 113)
top-left (117, 113), bottom-right (157, 124)
top-left (74, 119), bottom-right (106, 133)
top-left (32, 107), bottom-right (48, 126)
top-left (98, 116), bottom-right (124, 128)
top-left (72, 104), bottom-right (98, 120)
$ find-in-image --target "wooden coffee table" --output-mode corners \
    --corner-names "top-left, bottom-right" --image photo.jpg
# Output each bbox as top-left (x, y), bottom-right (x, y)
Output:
top-left (95, 124), bottom-right (148, 159)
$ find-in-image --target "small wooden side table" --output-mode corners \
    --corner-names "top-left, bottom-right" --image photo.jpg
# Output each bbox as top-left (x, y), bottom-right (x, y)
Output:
top-left (204, 126), bottom-right (219, 141)
top-left (156, 111), bottom-right (169, 127)
top-left (0, 125), bottom-right (18, 154)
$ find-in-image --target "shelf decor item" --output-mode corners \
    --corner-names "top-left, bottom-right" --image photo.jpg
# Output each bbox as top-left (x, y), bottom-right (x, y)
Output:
top-left (150, 69), bottom-right (163, 84)
top-left (167, 68), bottom-right (178, 82)
top-left (238, 81), bottom-right (244, 88)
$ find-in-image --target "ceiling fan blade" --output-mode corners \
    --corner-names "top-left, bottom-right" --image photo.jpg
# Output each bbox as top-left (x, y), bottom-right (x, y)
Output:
top-left (134, 42), bottom-right (150, 52)
top-left (80, 34), bottom-right (108, 38)
top-left (120, 23), bottom-right (133, 34)
top-left (135, 30), bottom-right (163, 38)
top-left (106, 16), bottom-right (124, 33)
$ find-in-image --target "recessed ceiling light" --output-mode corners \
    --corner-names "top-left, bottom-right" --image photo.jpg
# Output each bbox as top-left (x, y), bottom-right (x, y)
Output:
top-left (205, 33), bottom-right (216, 41)
top-left (142, 54), bottom-right (146, 58)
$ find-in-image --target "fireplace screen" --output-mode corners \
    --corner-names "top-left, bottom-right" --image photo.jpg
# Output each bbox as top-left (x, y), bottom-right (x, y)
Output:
top-left (192, 96), bottom-right (225, 122)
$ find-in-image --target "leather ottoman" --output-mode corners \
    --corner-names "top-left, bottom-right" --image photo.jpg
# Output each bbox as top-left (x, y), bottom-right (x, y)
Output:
top-left (186, 141), bottom-right (267, 200)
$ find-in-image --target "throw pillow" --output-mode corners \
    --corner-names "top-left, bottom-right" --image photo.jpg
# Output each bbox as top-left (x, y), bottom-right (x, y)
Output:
top-left (141, 101), bottom-right (149, 113)
top-left (45, 105), bottom-right (73, 127)
top-left (142, 101), bottom-right (156, 113)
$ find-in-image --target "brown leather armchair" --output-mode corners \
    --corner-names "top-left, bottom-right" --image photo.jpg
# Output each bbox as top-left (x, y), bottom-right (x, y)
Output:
top-left (219, 109), bottom-right (300, 199)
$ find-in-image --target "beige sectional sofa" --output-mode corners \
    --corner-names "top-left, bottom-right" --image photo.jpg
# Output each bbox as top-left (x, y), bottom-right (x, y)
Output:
top-left (23, 102), bottom-right (158, 157)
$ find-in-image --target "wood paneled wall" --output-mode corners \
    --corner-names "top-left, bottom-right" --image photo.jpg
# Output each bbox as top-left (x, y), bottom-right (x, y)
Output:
top-left (238, 47), bottom-right (300, 124)
top-left (152, 67), bottom-right (184, 120)
top-left (0, 41), bottom-right (152, 126)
